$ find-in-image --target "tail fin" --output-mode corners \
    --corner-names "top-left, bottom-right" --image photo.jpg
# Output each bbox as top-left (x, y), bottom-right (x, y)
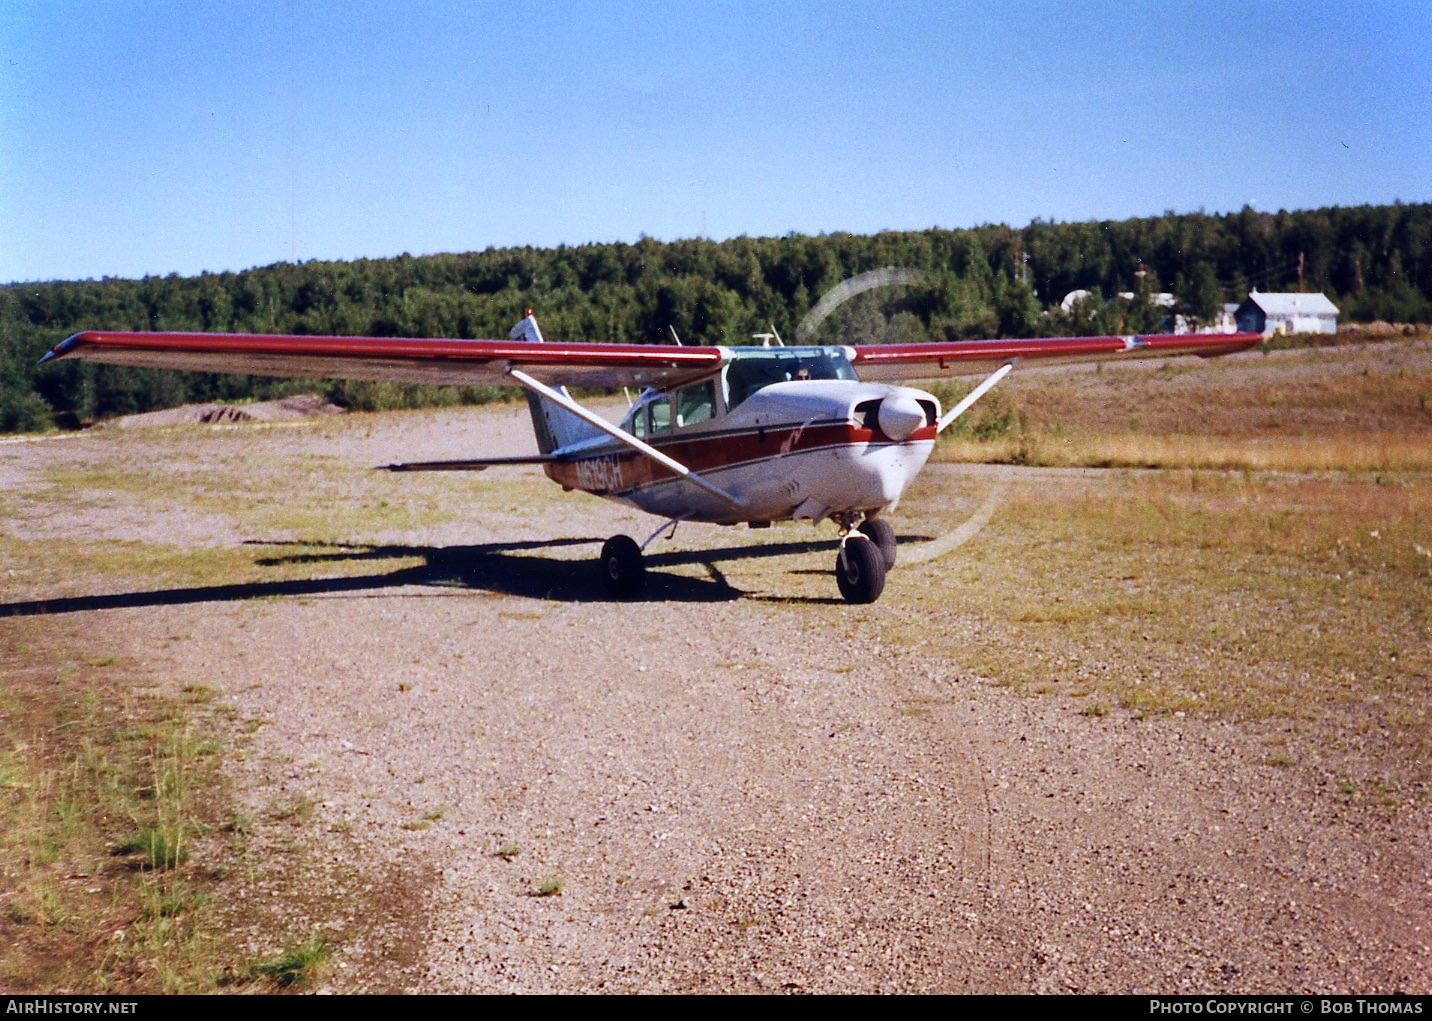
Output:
top-left (509, 311), bottom-right (596, 454)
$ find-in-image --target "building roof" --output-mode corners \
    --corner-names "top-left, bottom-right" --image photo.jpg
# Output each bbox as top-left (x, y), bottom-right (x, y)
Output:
top-left (1243, 291), bottom-right (1339, 316)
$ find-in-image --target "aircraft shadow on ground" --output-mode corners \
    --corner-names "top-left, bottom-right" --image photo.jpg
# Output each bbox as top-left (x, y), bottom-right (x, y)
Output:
top-left (0, 535), bottom-right (929, 618)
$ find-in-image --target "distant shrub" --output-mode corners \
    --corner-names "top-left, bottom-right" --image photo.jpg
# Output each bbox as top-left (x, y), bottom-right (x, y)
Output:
top-left (0, 390), bottom-right (55, 434)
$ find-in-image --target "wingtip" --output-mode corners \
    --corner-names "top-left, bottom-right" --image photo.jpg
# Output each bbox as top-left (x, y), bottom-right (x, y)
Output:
top-left (37, 333), bottom-right (82, 365)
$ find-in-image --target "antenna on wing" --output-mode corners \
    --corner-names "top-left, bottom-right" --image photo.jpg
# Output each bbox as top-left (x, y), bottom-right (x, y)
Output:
top-left (668, 326), bottom-right (684, 346)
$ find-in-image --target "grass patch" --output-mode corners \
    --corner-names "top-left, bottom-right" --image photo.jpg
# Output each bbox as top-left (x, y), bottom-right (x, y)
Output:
top-left (0, 538), bottom-right (265, 594)
top-left (115, 823), bottom-right (187, 870)
top-left (531, 874), bottom-right (565, 898)
top-left (0, 627), bottom-right (233, 991)
top-left (400, 807), bottom-right (445, 831)
top-left (267, 796), bottom-right (316, 823)
top-left (0, 620), bottom-right (422, 993)
top-left (37, 449), bottom-right (471, 541)
top-left (246, 933), bottom-right (331, 988)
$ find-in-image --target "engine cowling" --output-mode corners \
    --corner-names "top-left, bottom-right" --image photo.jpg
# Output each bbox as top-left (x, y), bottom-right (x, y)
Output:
top-left (876, 392), bottom-right (927, 441)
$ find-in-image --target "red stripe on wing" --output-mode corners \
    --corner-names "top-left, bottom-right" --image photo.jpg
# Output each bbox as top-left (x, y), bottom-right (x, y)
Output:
top-left (45, 331), bottom-right (725, 389)
top-left (851, 333), bottom-right (1262, 381)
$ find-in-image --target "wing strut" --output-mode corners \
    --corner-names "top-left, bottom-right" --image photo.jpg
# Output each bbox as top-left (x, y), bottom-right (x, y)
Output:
top-left (937, 361), bottom-right (1015, 433)
top-left (504, 367), bottom-right (747, 513)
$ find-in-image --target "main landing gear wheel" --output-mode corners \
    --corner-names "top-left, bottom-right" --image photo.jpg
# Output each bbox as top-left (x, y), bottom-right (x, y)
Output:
top-left (858, 518), bottom-right (897, 571)
top-left (599, 535), bottom-right (645, 598)
top-left (836, 536), bottom-right (887, 604)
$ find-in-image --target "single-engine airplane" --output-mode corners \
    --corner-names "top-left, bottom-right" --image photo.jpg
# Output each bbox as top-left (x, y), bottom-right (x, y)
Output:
top-left (41, 314), bottom-right (1261, 603)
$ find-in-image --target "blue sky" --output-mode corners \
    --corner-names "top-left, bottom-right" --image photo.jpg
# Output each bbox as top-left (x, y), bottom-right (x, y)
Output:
top-left (3, 0), bottom-right (1429, 283)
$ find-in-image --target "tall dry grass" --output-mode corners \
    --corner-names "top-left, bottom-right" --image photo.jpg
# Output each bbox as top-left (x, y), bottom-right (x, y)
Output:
top-left (930, 339), bottom-right (1432, 473)
top-left (896, 467), bottom-right (1432, 794)
top-left (939, 430), bottom-right (1432, 472)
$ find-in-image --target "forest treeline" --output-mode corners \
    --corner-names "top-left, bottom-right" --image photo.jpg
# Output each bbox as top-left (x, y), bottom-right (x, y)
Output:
top-left (3, 201), bottom-right (1429, 430)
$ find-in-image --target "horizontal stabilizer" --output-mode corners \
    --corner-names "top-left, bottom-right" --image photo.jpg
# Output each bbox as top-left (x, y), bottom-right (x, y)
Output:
top-left (381, 454), bottom-right (557, 472)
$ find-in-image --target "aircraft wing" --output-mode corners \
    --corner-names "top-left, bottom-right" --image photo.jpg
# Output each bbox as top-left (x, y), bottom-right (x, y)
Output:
top-left (39, 331), bottom-right (726, 390)
top-left (851, 332), bottom-right (1263, 382)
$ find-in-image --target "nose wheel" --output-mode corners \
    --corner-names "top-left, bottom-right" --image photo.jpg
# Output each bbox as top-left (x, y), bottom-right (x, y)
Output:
top-left (833, 513), bottom-right (896, 603)
top-left (836, 535), bottom-right (887, 603)
top-left (858, 517), bottom-right (897, 571)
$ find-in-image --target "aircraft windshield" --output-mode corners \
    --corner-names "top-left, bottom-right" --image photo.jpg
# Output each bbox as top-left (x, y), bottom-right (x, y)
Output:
top-left (723, 348), bottom-right (856, 410)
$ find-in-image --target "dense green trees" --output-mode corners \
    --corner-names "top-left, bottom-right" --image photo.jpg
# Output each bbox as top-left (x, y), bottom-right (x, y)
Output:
top-left (3, 202), bottom-right (1429, 430)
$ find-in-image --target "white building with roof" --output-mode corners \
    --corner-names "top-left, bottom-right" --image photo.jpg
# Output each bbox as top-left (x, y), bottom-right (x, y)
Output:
top-left (1235, 291), bottom-right (1339, 336)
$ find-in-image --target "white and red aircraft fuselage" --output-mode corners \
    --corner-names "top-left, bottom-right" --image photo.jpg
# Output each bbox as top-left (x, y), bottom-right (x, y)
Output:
top-left (42, 313), bottom-right (1261, 603)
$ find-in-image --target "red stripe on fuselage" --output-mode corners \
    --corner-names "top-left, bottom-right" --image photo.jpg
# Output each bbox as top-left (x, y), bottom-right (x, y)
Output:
top-left (546, 420), bottom-right (937, 495)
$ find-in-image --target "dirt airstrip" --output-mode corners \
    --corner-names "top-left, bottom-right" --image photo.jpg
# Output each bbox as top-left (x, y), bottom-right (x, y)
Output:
top-left (1, 354), bottom-right (1429, 993)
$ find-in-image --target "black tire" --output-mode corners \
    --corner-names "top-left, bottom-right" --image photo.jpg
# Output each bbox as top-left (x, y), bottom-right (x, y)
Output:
top-left (859, 518), bottom-right (897, 570)
top-left (599, 535), bottom-right (645, 598)
top-left (835, 537), bottom-right (887, 604)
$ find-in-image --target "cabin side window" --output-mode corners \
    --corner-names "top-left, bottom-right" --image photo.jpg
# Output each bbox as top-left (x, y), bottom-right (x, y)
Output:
top-left (648, 396), bottom-right (672, 434)
top-left (628, 384), bottom-right (716, 437)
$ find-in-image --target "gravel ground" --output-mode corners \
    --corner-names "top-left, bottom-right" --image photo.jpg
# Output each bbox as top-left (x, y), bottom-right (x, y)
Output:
top-left (2, 396), bottom-right (1428, 994)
